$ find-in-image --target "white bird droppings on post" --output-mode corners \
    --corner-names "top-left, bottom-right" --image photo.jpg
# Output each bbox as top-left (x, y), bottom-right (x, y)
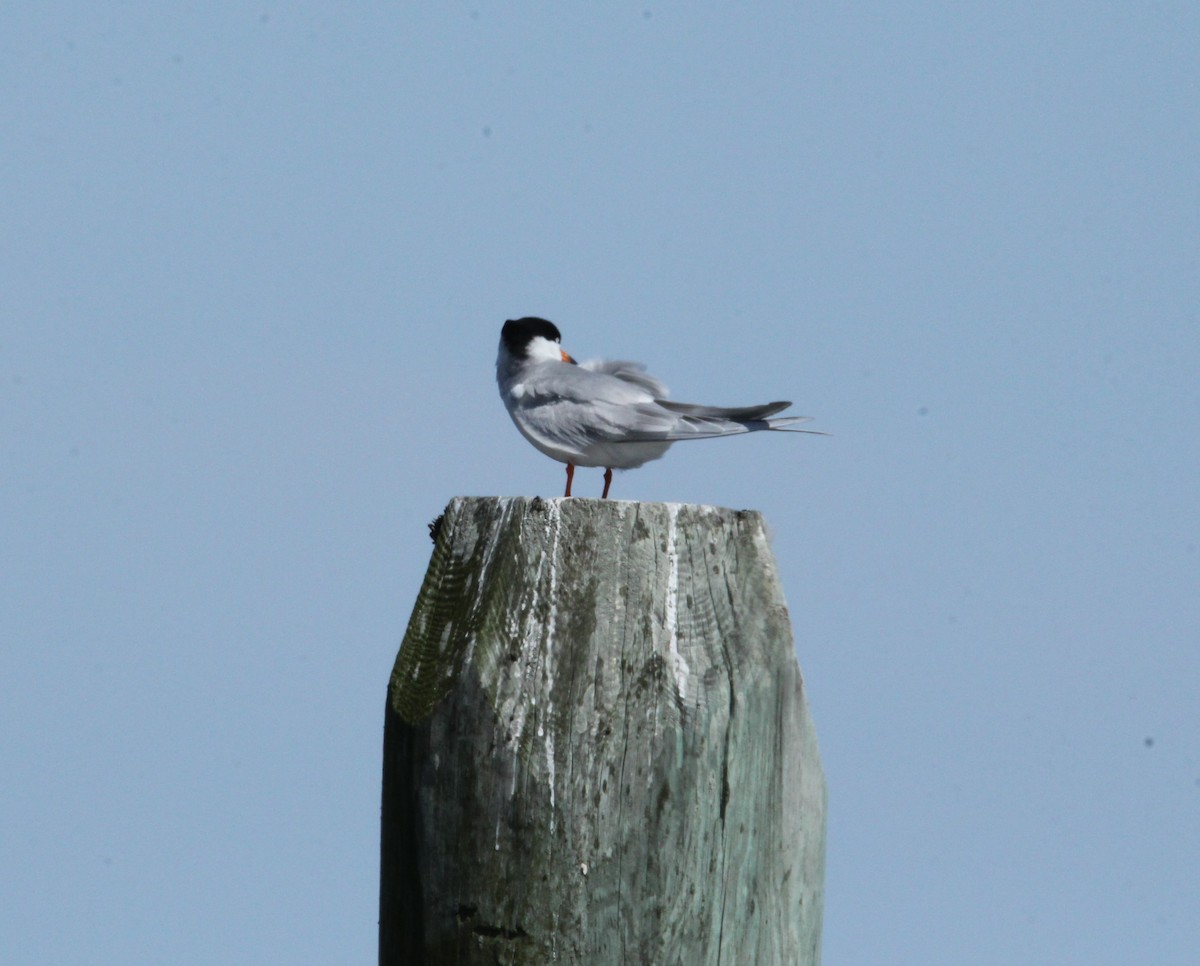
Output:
top-left (664, 503), bottom-right (690, 702)
top-left (541, 499), bottom-right (561, 817)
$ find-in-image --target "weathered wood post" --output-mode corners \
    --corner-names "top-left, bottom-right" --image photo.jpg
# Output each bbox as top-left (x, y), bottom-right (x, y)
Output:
top-left (380, 496), bottom-right (824, 965)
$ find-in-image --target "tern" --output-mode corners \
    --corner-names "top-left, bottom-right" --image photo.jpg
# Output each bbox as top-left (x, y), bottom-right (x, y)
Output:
top-left (496, 316), bottom-right (822, 498)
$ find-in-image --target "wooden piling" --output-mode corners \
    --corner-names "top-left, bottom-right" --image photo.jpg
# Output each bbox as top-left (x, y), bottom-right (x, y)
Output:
top-left (380, 496), bottom-right (824, 964)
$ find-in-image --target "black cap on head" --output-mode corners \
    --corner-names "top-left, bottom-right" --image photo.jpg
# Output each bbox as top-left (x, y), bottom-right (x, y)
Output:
top-left (501, 317), bottom-right (562, 354)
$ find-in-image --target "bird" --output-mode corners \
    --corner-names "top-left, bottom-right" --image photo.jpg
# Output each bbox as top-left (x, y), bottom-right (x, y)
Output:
top-left (496, 316), bottom-right (822, 498)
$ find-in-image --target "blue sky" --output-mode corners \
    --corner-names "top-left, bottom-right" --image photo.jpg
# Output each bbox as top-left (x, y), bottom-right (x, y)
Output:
top-left (3, 4), bottom-right (1197, 963)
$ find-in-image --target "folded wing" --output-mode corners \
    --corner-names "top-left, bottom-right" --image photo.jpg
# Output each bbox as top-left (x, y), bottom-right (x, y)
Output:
top-left (515, 357), bottom-right (822, 452)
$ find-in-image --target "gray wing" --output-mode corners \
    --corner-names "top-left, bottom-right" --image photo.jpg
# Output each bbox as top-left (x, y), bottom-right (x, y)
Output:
top-left (517, 360), bottom-right (820, 448)
top-left (573, 361), bottom-right (796, 432)
top-left (514, 361), bottom-right (680, 450)
top-left (613, 400), bottom-right (820, 441)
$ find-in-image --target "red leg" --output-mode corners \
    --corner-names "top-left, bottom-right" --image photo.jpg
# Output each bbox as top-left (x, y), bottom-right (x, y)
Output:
top-left (564, 463), bottom-right (575, 497)
top-left (602, 467), bottom-right (613, 499)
